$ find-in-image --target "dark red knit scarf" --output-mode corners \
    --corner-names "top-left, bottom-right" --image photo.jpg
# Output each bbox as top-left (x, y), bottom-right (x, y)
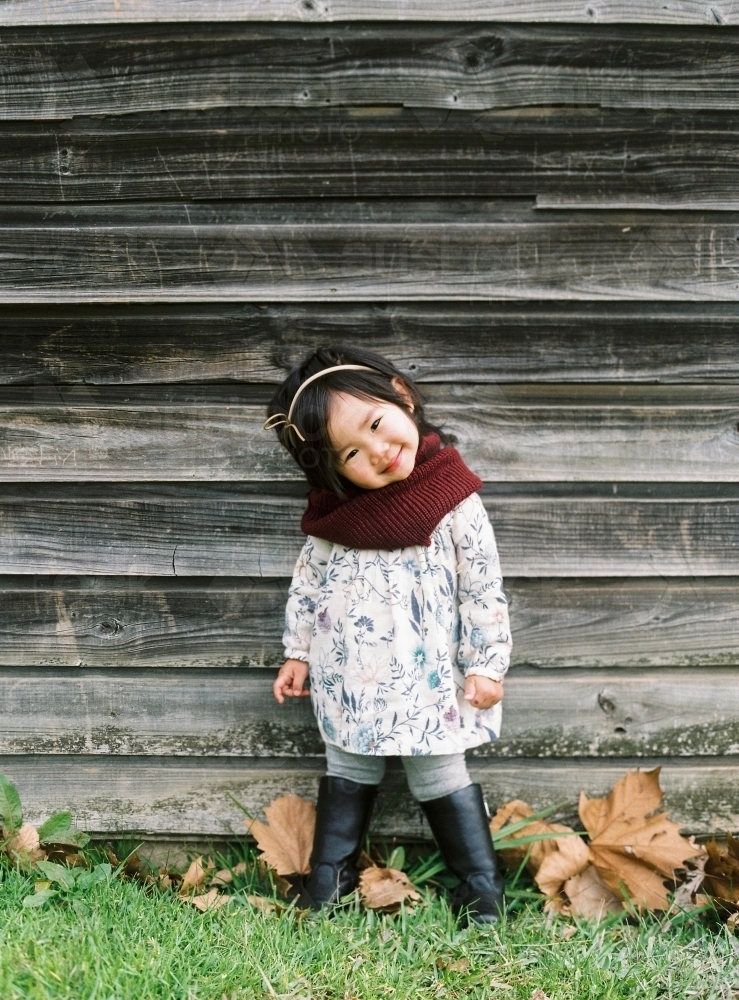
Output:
top-left (300, 433), bottom-right (482, 549)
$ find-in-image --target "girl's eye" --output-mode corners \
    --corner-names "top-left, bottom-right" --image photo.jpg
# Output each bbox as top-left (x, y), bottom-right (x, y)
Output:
top-left (371, 418), bottom-right (381, 431)
top-left (345, 449), bottom-right (358, 462)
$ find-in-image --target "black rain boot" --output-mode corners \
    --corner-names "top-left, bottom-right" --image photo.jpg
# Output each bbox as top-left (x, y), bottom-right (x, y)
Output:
top-left (296, 776), bottom-right (378, 911)
top-left (420, 783), bottom-right (505, 925)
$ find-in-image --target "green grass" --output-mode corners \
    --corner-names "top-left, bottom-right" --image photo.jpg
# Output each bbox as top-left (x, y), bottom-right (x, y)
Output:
top-left (0, 849), bottom-right (737, 1000)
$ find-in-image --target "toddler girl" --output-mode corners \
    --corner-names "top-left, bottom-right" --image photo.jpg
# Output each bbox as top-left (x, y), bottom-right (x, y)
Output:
top-left (264, 347), bottom-right (512, 923)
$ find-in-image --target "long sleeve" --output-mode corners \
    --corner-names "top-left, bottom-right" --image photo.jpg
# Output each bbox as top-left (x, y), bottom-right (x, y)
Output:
top-left (282, 535), bottom-right (332, 662)
top-left (451, 493), bottom-right (512, 682)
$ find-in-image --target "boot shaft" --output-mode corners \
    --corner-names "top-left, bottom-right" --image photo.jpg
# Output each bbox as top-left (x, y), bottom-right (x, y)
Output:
top-left (310, 775), bottom-right (378, 868)
top-left (420, 782), bottom-right (499, 880)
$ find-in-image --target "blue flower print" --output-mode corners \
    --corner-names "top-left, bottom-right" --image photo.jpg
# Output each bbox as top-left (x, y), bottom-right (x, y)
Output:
top-left (355, 616), bottom-right (374, 632)
top-left (427, 671), bottom-right (440, 689)
top-left (412, 648), bottom-right (427, 669)
top-left (351, 721), bottom-right (376, 754)
top-left (299, 596), bottom-right (316, 614)
top-left (470, 625), bottom-right (488, 649)
top-left (321, 716), bottom-right (336, 740)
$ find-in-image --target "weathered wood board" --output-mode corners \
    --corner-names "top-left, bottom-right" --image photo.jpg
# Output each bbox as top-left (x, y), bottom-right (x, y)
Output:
top-left (4, 24), bottom-right (739, 119)
top-left (3, 202), bottom-right (739, 301)
top-left (1, 1), bottom-right (737, 25)
top-left (0, 575), bottom-right (733, 670)
top-left (2, 666), bottom-right (738, 760)
top-left (0, 385), bottom-right (738, 481)
top-left (3, 754), bottom-right (737, 837)
top-left (0, 486), bottom-right (734, 577)
top-left (6, 108), bottom-right (739, 207)
top-left (2, 303), bottom-right (739, 384)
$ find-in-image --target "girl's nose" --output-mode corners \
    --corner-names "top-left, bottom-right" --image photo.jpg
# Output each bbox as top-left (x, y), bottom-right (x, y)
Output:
top-left (369, 441), bottom-right (390, 465)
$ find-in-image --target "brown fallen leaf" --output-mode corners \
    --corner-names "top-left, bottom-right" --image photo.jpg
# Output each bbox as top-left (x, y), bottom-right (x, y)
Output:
top-left (580, 768), bottom-right (704, 911)
top-left (246, 894), bottom-right (285, 915)
top-left (274, 873), bottom-right (295, 899)
top-left (180, 856), bottom-right (215, 894)
top-left (564, 865), bottom-right (622, 920)
top-left (247, 795), bottom-right (316, 876)
top-left (436, 957), bottom-right (470, 973)
top-left (356, 850), bottom-right (375, 871)
top-left (669, 856), bottom-right (706, 914)
top-left (210, 861), bottom-right (247, 888)
top-left (702, 836), bottom-right (739, 914)
top-left (491, 800), bottom-right (577, 877)
top-left (5, 823), bottom-right (45, 865)
top-left (359, 865), bottom-right (421, 912)
top-left (535, 828), bottom-right (591, 902)
top-left (530, 990), bottom-right (551, 1000)
top-left (188, 888), bottom-right (231, 912)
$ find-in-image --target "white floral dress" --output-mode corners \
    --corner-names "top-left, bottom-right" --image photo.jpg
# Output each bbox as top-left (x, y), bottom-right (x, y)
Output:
top-left (283, 492), bottom-right (512, 756)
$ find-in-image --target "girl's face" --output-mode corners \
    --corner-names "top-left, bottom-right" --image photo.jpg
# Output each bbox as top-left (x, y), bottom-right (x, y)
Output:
top-left (327, 383), bottom-right (420, 490)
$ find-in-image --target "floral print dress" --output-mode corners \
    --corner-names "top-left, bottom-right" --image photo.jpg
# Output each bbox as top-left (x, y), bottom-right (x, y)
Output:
top-left (283, 492), bottom-right (512, 756)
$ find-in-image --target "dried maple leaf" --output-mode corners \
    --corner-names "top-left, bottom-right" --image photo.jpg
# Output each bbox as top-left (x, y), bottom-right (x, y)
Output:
top-left (246, 894), bottom-right (284, 914)
top-left (210, 862), bottom-right (247, 888)
top-left (491, 800), bottom-right (577, 876)
top-left (359, 865), bottom-right (421, 912)
top-left (180, 856), bottom-right (214, 894)
top-left (669, 857), bottom-right (706, 914)
top-left (247, 795), bottom-right (316, 876)
top-left (5, 823), bottom-right (45, 865)
top-left (702, 836), bottom-right (739, 914)
top-left (579, 768), bottom-right (704, 911)
top-left (491, 799), bottom-right (606, 915)
top-left (534, 828), bottom-right (591, 898)
top-left (563, 865), bottom-right (622, 920)
top-left (210, 868), bottom-right (232, 887)
top-left (188, 888), bottom-right (231, 912)
top-left (435, 957), bottom-right (470, 973)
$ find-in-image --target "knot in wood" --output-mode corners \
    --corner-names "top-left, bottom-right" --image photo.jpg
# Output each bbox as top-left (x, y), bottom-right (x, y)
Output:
top-left (598, 692), bottom-right (617, 715)
top-left (458, 34), bottom-right (504, 70)
top-left (96, 617), bottom-right (121, 637)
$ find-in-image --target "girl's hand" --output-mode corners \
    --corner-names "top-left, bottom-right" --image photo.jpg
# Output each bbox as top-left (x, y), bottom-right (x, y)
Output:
top-left (273, 659), bottom-right (311, 704)
top-left (464, 675), bottom-right (504, 711)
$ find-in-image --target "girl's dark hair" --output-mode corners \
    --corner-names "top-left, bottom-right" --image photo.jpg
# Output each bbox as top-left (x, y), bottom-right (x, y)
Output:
top-left (266, 346), bottom-right (452, 496)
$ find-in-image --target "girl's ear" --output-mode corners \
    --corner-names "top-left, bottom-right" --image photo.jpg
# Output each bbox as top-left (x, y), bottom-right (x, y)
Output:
top-left (391, 376), bottom-right (415, 412)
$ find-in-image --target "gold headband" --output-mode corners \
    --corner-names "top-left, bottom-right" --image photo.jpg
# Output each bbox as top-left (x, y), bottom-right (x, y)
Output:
top-left (263, 364), bottom-right (377, 443)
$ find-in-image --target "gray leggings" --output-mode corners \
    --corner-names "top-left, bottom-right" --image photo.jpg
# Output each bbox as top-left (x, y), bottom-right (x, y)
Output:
top-left (325, 744), bottom-right (471, 803)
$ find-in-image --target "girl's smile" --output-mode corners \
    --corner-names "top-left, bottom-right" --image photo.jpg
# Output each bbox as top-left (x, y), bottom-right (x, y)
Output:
top-left (327, 385), bottom-right (419, 490)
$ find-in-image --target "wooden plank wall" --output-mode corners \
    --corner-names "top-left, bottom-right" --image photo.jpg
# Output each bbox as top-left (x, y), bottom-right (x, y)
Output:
top-left (1, 3), bottom-right (738, 839)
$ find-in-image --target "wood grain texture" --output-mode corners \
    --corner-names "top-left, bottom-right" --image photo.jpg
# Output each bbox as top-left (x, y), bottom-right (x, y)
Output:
top-left (1, 1), bottom-right (737, 25)
top-left (0, 485), bottom-right (734, 577)
top-left (6, 107), bottom-right (739, 206)
top-left (4, 201), bottom-right (739, 302)
top-left (2, 303), bottom-right (739, 384)
top-left (2, 666), bottom-right (739, 760)
top-left (2, 24), bottom-right (739, 120)
top-left (0, 575), bottom-right (733, 670)
top-left (2, 385), bottom-right (739, 482)
top-left (510, 576), bottom-right (739, 669)
top-left (3, 754), bottom-right (737, 836)
top-left (0, 577), bottom-right (290, 669)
